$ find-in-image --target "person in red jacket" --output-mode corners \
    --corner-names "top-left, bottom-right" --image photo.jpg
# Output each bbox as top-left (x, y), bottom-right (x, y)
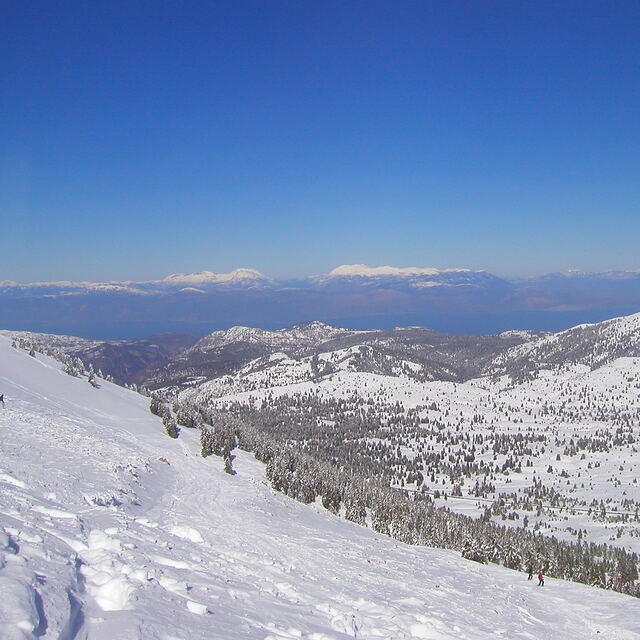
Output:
top-left (538, 572), bottom-right (544, 586)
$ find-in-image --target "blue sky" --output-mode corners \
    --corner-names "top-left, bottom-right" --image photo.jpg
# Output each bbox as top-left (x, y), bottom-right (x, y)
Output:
top-left (2, 1), bottom-right (639, 282)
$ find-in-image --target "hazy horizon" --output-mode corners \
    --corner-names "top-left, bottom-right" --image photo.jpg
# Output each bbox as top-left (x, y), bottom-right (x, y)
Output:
top-left (3, 262), bottom-right (640, 286)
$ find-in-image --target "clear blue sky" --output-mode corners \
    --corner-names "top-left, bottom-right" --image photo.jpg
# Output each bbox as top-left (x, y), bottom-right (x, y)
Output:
top-left (2, 1), bottom-right (639, 282)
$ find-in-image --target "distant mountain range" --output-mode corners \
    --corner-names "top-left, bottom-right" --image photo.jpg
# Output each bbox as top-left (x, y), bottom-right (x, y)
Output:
top-left (13, 310), bottom-right (640, 391)
top-left (1, 265), bottom-right (639, 338)
top-left (139, 320), bottom-right (544, 389)
top-left (8, 311), bottom-right (640, 392)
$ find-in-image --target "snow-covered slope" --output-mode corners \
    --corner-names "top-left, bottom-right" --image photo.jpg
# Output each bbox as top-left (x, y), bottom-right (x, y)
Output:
top-left (490, 311), bottom-right (640, 375)
top-left (1, 335), bottom-right (640, 639)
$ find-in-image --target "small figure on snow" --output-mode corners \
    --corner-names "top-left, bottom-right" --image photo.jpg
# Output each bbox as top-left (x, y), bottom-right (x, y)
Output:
top-left (0, 394), bottom-right (4, 408)
top-left (538, 572), bottom-right (545, 587)
top-left (527, 570), bottom-right (533, 581)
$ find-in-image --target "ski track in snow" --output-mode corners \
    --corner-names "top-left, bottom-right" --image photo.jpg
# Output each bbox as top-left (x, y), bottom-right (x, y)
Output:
top-left (0, 335), bottom-right (639, 639)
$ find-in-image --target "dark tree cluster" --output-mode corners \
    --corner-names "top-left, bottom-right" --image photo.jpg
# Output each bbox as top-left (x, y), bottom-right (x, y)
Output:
top-left (149, 393), bottom-right (180, 439)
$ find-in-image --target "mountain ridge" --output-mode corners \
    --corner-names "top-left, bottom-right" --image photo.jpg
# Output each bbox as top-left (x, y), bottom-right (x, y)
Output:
top-left (2, 266), bottom-right (639, 338)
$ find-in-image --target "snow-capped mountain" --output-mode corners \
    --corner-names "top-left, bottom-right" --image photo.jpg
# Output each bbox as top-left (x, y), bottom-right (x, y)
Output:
top-left (2, 335), bottom-right (640, 639)
top-left (2, 265), bottom-right (639, 337)
top-left (312, 264), bottom-right (510, 292)
top-left (328, 265), bottom-right (471, 277)
top-left (159, 268), bottom-right (271, 287)
top-left (0, 268), bottom-right (272, 297)
top-left (0, 264), bottom-right (502, 299)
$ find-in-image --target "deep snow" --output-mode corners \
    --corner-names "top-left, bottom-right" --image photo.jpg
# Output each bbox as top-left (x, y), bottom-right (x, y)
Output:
top-left (1, 335), bottom-right (639, 639)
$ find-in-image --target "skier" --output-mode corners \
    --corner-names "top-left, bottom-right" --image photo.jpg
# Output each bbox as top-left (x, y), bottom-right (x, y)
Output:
top-left (527, 570), bottom-right (533, 580)
top-left (538, 572), bottom-right (544, 587)
top-left (0, 394), bottom-right (4, 408)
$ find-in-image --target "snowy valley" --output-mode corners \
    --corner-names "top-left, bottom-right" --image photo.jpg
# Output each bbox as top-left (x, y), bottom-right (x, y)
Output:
top-left (3, 314), bottom-right (640, 639)
top-left (153, 314), bottom-right (640, 558)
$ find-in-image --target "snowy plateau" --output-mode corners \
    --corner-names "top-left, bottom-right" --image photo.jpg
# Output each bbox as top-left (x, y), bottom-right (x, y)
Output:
top-left (2, 325), bottom-right (640, 639)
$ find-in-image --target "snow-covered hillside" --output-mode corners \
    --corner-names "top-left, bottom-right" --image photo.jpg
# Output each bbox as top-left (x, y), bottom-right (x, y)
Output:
top-left (193, 322), bottom-right (359, 352)
top-left (146, 322), bottom-right (536, 389)
top-left (175, 314), bottom-right (640, 557)
top-left (490, 311), bottom-right (640, 375)
top-left (1, 335), bottom-right (640, 639)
